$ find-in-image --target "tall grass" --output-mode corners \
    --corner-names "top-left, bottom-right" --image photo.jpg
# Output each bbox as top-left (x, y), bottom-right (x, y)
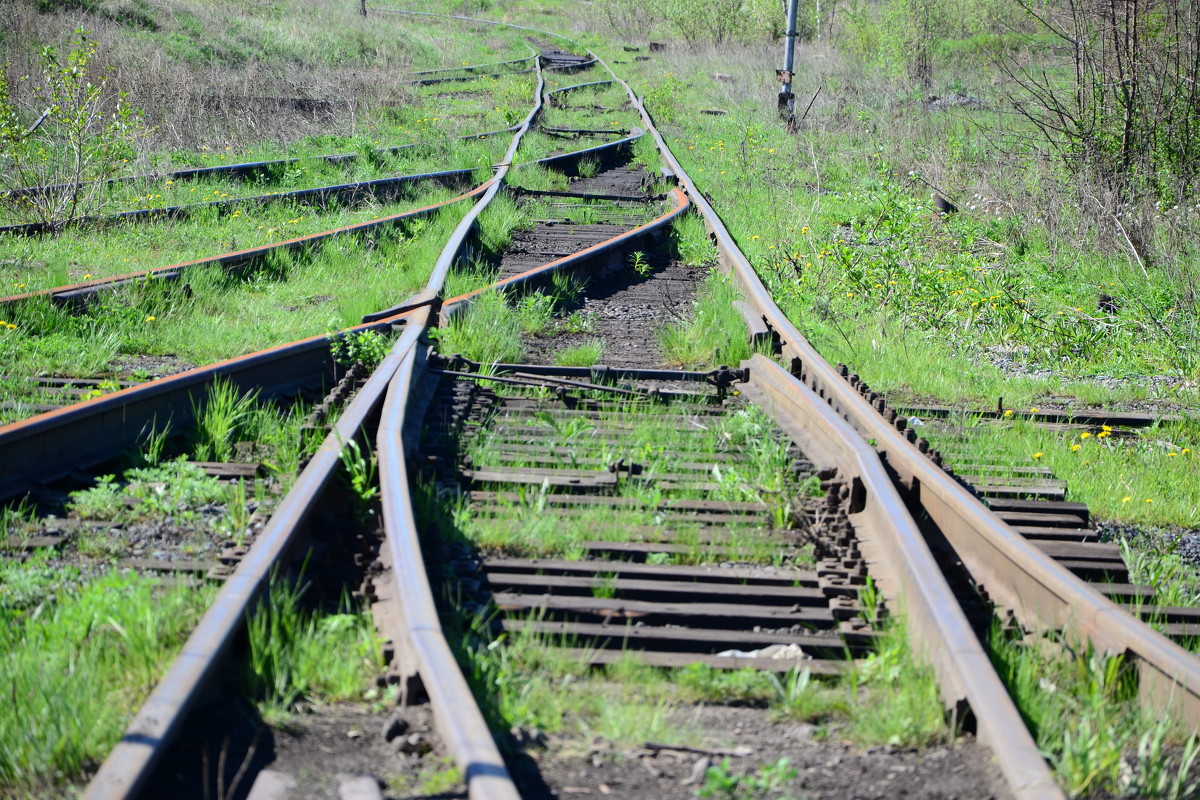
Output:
top-left (0, 572), bottom-right (213, 793)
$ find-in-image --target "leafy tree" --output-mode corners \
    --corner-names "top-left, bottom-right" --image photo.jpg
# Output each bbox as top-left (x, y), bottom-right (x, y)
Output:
top-left (0, 28), bottom-right (148, 232)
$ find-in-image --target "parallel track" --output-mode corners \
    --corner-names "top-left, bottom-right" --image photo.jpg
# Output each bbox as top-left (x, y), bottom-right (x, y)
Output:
top-left (1, 12), bottom-right (1196, 800)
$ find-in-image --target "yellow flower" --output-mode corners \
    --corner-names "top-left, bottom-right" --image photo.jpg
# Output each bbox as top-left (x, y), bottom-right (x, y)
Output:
top-left (1080, 432), bottom-right (1091, 439)
top-left (1168, 452), bottom-right (1178, 457)
top-left (751, 235), bottom-right (759, 240)
top-left (1122, 496), bottom-right (1131, 503)
top-left (1097, 431), bottom-right (1111, 439)
top-left (1032, 452), bottom-right (1043, 459)
top-left (5, 324), bottom-right (14, 330)
top-left (1003, 409), bottom-right (1014, 417)
top-left (801, 226), bottom-right (810, 234)
top-left (1184, 449), bottom-right (1192, 455)
top-left (83, 274), bottom-right (92, 279)
top-left (1071, 444), bottom-right (1081, 452)
top-left (145, 315), bottom-right (156, 322)
top-left (1101, 425), bottom-right (1112, 432)
top-left (1145, 498), bottom-right (1153, 503)
top-left (1029, 407), bottom-right (1040, 413)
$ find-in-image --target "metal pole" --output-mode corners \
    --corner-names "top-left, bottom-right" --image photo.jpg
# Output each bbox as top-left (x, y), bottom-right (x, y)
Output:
top-left (778, 0), bottom-right (800, 115)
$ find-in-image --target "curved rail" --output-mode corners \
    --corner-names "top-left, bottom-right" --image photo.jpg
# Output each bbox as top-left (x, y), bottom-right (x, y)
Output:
top-left (81, 306), bottom-right (429, 800)
top-left (614, 59), bottom-right (1200, 728)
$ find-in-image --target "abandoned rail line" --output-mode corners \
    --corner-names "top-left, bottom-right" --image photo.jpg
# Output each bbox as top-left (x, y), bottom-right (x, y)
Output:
top-left (0, 11), bottom-right (1197, 800)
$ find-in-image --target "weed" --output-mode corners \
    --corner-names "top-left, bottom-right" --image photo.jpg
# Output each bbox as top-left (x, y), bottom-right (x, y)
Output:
top-left (700, 757), bottom-right (798, 800)
top-left (244, 573), bottom-right (382, 724)
top-left (337, 437), bottom-right (379, 508)
top-left (190, 379), bottom-right (259, 462)
top-left (630, 250), bottom-right (652, 277)
top-left (576, 156), bottom-right (600, 179)
top-left (435, 291), bottom-right (524, 363)
top-left (553, 340), bottom-right (603, 367)
top-left (329, 329), bottom-right (390, 369)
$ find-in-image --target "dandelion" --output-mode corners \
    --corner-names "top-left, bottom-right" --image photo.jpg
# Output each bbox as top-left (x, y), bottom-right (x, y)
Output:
top-left (1003, 409), bottom-right (1014, 417)
top-left (5, 324), bottom-right (14, 330)
top-left (1184, 449), bottom-right (1192, 455)
top-left (1029, 407), bottom-right (1039, 413)
top-left (1122, 496), bottom-right (1131, 503)
top-left (145, 316), bottom-right (156, 322)
top-left (1097, 431), bottom-right (1111, 439)
top-left (1101, 425), bottom-right (1112, 432)
top-left (1032, 452), bottom-right (1043, 459)
top-left (1080, 432), bottom-right (1091, 439)
top-left (1146, 498), bottom-right (1153, 503)
top-left (1169, 452), bottom-right (1178, 457)
top-left (83, 274), bottom-right (92, 279)
top-left (751, 235), bottom-right (759, 240)
top-left (1071, 444), bottom-right (1081, 452)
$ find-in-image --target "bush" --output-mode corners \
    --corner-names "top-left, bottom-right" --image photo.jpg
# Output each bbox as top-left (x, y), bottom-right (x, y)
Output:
top-left (0, 28), bottom-right (148, 231)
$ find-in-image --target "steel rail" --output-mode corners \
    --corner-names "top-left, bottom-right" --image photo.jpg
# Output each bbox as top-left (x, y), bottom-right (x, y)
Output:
top-left (0, 129), bottom-right (642, 309)
top-left (406, 64), bottom-right (535, 87)
top-left (77, 57), bottom-right (548, 800)
top-left (741, 356), bottom-right (1060, 799)
top-left (378, 342), bottom-right (520, 800)
top-left (0, 165), bottom-right (478, 238)
top-left (0, 178), bottom-right (493, 308)
top-left (1, 121), bottom-right (645, 315)
top-left (597, 47), bottom-right (1200, 726)
top-left (81, 306), bottom-right (429, 800)
top-left (438, 185), bottom-right (688, 317)
top-left (411, 53), bottom-right (536, 76)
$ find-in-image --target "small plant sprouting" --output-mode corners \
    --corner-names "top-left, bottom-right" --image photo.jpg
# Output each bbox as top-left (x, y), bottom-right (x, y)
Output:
top-left (338, 437), bottom-right (379, 507)
top-left (329, 329), bottom-right (390, 370)
top-left (699, 757), bottom-right (798, 800)
top-left (630, 250), bottom-right (653, 277)
top-left (576, 156), bottom-right (600, 179)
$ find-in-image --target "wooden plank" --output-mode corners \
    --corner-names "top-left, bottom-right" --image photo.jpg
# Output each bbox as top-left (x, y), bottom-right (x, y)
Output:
top-left (503, 618), bottom-right (874, 650)
top-left (470, 490), bottom-right (768, 513)
top-left (490, 591), bottom-right (837, 624)
top-left (564, 647), bottom-right (850, 674)
top-left (483, 572), bottom-right (828, 603)
top-left (578, 540), bottom-right (794, 557)
top-left (481, 556), bottom-right (815, 583)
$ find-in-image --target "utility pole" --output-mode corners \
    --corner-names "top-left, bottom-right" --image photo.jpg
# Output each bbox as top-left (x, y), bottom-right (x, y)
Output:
top-left (777, 0), bottom-right (799, 117)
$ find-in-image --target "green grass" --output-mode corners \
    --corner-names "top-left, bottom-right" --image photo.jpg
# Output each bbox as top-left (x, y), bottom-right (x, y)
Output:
top-left (990, 626), bottom-right (1200, 798)
top-left (919, 414), bottom-right (1200, 527)
top-left (435, 290), bottom-right (525, 363)
top-left (0, 200), bottom-right (468, 416)
top-left (245, 574), bottom-right (384, 725)
top-left (660, 269), bottom-right (757, 369)
top-left (0, 569), bottom-right (214, 794)
top-left (553, 339), bottom-right (603, 366)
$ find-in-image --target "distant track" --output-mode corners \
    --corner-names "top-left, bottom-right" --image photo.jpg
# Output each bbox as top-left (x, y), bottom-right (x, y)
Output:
top-left (4, 10), bottom-right (1192, 800)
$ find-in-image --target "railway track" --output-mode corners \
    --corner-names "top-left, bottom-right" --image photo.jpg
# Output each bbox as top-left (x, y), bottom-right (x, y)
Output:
top-left (1, 11), bottom-right (1197, 800)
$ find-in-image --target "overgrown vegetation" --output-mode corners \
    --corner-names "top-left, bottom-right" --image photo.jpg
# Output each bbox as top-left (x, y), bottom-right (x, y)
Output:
top-left (0, 570), bottom-right (213, 794)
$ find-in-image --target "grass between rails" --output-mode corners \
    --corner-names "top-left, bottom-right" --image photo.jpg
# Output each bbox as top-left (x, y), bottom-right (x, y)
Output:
top-left (438, 395), bottom-right (811, 562)
top-left (0, 178), bottom-right (475, 293)
top-left (0, 567), bottom-right (215, 796)
top-left (0, 198), bottom-right (467, 398)
top-left (244, 572), bottom-right (385, 727)
top-left (989, 628), bottom-right (1200, 798)
top-left (918, 414), bottom-right (1200, 527)
top-left (445, 607), bottom-right (952, 756)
